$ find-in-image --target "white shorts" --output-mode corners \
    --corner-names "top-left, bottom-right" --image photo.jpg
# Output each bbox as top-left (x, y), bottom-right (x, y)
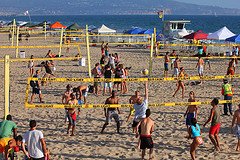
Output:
top-left (104, 82), bottom-right (112, 88)
top-left (198, 66), bottom-right (203, 75)
top-left (82, 87), bottom-right (89, 97)
top-left (173, 68), bottom-right (179, 76)
top-left (233, 62), bottom-right (236, 67)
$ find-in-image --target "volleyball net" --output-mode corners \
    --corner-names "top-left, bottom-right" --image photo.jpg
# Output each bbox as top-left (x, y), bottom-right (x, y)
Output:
top-left (24, 74), bottom-right (239, 109)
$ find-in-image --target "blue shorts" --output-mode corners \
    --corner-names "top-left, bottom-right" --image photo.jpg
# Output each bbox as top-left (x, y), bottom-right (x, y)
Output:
top-left (105, 51), bottom-right (109, 57)
top-left (205, 59), bottom-right (210, 64)
top-left (186, 113), bottom-right (195, 125)
top-left (164, 63), bottom-right (169, 71)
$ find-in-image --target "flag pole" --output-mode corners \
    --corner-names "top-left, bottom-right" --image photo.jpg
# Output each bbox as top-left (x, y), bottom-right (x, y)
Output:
top-left (44, 21), bottom-right (47, 40)
top-left (16, 27), bottom-right (19, 58)
top-left (4, 55), bottom-right (10, 119)
top-left (25, 11), bottom-right (31, 23)
top-left (59, 27), bottom-right (64, 57)
top-left (162, 10), bottom-right (164, 22)
top-left (86, 25), bottom-right (92, 78)
top-left (11, 19), bottom-right (15, 46)
top-left (28, 14), bottom-right (32, 24)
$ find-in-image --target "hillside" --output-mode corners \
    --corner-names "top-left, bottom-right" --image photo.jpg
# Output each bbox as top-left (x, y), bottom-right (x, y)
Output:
top-left (0, 0), bottom-right (240, 15)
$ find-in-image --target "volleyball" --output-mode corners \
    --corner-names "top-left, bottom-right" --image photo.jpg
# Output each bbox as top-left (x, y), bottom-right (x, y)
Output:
top-left (142, 69), bottom-right (149, 75)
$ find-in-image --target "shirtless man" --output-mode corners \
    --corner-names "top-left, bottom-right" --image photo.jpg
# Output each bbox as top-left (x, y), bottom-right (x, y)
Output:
top-left (30, 70), bottom-right (44, 104)
top-left (164, 52), bottom-right (170, 77)
top-left (126, 90), bottom-right (141, 123)
top-left (101, 90), bottom-right (121, 134)
top-left (231, 104), bottom-right (240, 151)
top-left (203, 98), bottom-right (221, 151)
top-left (170, 50), bottom-right (177, 70)
top-left (66, 93), bottom-right (80, 136)
top-left (196, 56), bottom-right (204, 83)
top-left (62, 84), bottom-right (72, 123)
top-left (73, 85), bottom-right (89, 103)
top-left (172, 57), bottom-right (181, 77)
top-left (91, 63), bottom-right (102, 95)
top-left (136, 109), bottom-right (154, 160)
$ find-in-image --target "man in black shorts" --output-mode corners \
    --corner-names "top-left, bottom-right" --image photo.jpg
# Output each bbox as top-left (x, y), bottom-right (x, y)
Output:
top-left (30, 70), bottom-right (44, 104)
top-left (136, 109), bottom-right (154, 160)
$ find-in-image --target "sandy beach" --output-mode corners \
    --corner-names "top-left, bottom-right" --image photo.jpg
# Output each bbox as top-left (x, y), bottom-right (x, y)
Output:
top-left (0, 33), bottom-right (240, 160)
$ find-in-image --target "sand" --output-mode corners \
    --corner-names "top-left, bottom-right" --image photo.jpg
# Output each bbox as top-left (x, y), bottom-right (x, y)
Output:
top-left (0, 32), bottom-right (240, 159)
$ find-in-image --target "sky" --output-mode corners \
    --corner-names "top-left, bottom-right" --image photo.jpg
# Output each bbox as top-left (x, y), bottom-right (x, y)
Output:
top-left (175, 0), bottom-right (240, 9)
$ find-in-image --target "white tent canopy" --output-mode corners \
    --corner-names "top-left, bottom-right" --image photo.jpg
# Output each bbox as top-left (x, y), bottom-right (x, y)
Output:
top-left (207, 26), bottom-right (235, 40)
top-left (92, 24), bottom-right (116, 34)
top-left (178, 28), bottom-right (189, 37)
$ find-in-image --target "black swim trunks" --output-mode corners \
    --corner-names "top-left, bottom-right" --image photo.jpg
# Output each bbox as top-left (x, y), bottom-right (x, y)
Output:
top-left (140, 135), bottom-right (154, 149)
top-left (32, 88), bottom-right (41, 94)
top-left (132, 120), bottom-right (139, 128)
top-left (132, 120), bottom-right (142, 134)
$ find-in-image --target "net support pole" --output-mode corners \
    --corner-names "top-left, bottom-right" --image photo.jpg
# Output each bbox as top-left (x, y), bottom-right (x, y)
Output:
top-left (86, 25), bottom-right (92, 78)
top-left (44, 21), bottom-right (47, 40)
top-left (153, 28), bottom-right (157, 55)
top-left (149, 34), bottom-right (154, 76)
top-left (15, 27), bottom-right (19, 58)
top-left (11, 19), bottom-right (16, 46)
top-left (154, 28), bottom-right (157, 43)
top-left (4, 55), bottom-right (10, 119)
top-left (25, 78), bottom-right (30, 107)
top-left (58, 27), bottom-right (64, 57)
top-left (77, 45), bottom-right (81, 56)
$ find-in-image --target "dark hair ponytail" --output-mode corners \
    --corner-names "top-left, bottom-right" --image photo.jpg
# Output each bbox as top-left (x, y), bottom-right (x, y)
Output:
top-left (191, 118), bottom-right (197, 127)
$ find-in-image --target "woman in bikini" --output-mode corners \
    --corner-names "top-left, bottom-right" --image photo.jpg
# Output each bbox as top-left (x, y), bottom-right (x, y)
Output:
top-left (188, 118), bottom-right (203, 160)
top-left (173, 67), bottom-right (187, 99)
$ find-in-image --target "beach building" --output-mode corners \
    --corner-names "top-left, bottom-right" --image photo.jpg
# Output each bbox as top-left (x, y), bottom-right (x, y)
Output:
top-left (163, 20), bottom-right (192, 38)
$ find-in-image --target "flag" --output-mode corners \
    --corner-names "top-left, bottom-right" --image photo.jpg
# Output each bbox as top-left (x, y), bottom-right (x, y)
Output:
top-left (24, 11), bottom-right (29, 16)
top-left (158, 10), bottom-right (164, 20)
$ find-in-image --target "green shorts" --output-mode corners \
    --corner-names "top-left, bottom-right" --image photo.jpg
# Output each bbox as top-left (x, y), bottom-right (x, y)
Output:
top-left (94, 82), bottom-right (102, 87)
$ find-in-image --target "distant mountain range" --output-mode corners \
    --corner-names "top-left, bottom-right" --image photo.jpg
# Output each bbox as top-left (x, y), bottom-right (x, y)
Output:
top-left (0, 0), bottom-right (240, 16)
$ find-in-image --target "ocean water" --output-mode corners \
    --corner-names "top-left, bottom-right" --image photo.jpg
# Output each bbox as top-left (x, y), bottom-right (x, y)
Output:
top-left (0, 15), bottom-right (240, 33)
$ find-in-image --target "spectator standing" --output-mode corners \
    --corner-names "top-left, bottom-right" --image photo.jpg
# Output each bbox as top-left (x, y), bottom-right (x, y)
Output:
top-left (22, 120), bottom-right (47, 160)
top-left (0, 115), bottom-right (17, 138)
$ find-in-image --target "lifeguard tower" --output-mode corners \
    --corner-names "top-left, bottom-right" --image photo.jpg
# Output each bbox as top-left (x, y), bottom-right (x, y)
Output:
top-left (163, 20), bottom-right (192, 38)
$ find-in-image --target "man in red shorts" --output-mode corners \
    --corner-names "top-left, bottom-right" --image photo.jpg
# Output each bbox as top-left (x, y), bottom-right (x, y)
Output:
top-left (203, 98), bottom-right (221, 151)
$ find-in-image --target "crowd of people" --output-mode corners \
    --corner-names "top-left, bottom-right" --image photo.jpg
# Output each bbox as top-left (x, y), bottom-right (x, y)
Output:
top-left (3, 43), bottom-right (240, 160)
top-left (163, 49), bottom-right (240, 99)
top-left (160, 48), bottom-right (240, 159)
top-left (56, 44), bottom-right (240, 159)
